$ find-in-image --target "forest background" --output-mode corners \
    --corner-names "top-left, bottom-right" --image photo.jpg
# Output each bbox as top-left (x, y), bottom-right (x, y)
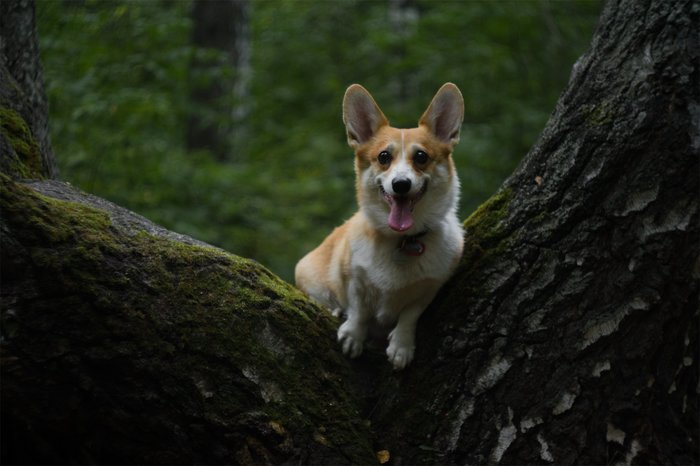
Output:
top-left (37, 0), bottom-right (601, 282)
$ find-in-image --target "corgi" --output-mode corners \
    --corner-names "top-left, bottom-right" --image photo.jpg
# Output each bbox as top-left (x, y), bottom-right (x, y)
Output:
top-left (295, 83), bottom-right (464, 369)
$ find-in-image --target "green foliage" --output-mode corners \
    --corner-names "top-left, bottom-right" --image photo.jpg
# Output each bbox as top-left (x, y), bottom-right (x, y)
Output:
top-left (37, 0), bottom-right (600, 281)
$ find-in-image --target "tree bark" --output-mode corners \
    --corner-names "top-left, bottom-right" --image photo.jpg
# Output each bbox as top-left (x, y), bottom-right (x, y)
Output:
top-left (186, 0), bottom-right (250, 161)
top-left (0, 0), bottom-right (57, 178)
top-left (370, 0), bottom-right (699, 463)
top-left (1, 0), bottom-right (698, 464)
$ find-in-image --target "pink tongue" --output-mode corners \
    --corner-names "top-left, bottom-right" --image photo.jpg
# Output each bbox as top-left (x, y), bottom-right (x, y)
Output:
top-left (388, 197), bottom-right (413, 232)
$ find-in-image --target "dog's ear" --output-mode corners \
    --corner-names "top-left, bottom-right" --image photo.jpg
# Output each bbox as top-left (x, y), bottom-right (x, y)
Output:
top-left (419, 83), bottom-right (464, 147)
top-left (343, 84), bottom-right (389, 148)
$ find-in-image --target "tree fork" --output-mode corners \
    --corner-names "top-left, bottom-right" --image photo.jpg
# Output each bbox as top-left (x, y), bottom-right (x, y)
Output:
top-left (1, 0), bottom-right (698, 464)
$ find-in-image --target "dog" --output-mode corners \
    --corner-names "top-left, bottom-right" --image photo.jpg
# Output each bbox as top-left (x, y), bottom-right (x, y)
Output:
top-left (295, 83), bottom-right (464, 369)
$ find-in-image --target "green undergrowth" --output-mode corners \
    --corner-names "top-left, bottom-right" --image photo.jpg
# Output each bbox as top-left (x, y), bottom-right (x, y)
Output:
top-left (0, 175), bottom-right (375, 463)
top-left (0, 107), bottom-right (44, 179)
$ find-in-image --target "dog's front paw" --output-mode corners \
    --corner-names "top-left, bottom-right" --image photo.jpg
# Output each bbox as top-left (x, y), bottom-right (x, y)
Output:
top-left (386, 342), bottom-right (415, 370)
top-left (337, 321), bottom-right (366, 358)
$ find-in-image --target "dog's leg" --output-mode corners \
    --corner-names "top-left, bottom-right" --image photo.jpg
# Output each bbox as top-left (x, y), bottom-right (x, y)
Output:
top-left (338, 309), bottom-right (369, 357)
top-left (337, 278), bottom-right (371, 358)
top-left (386, 286), bottom-right (440, 370)
top-left (386, 305), bottom-right (422, 370)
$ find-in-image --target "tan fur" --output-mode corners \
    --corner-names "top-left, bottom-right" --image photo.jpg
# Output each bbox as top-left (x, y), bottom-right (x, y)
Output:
top-left (295, 83), bottom-right (465, 369)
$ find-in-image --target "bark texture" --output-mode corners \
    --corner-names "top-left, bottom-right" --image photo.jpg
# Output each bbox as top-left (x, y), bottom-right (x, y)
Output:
top-left (1, 0), bottom-right (698, 464)
top-left (0, 0), bottom-right (57, 178)
top-left (371, 0), bottom-right (699, 463)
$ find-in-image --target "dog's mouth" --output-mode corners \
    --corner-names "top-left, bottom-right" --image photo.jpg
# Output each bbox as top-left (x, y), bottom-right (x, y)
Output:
top-left (379, 181), bottom-right (428, 232)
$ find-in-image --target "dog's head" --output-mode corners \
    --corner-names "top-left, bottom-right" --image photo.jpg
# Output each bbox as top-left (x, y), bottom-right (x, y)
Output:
top-left (342, 83), bottom-right (464, 235)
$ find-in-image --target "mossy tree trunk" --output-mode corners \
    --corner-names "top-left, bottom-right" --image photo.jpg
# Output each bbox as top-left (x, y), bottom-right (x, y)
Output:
top-left (1, 0), bottom-right (698, 465)
top-left (0, 0), bottom-right (57, 178)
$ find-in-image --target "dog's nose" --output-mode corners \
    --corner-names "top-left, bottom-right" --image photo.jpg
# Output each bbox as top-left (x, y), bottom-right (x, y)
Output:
top-left (392, 178), bottom-right (412, 195)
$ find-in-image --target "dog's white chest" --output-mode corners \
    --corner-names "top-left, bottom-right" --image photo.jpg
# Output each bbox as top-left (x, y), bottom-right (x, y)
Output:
top-left (350, 224), bottom-right (461, 292)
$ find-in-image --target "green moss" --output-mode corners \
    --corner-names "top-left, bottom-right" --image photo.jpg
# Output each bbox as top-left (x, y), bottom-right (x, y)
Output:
top-left (452, 188), bottom-right (516, 299)
top-left (582, 101), bottom-right (615, 126)
top-left (463, 187), bottom-right (513, 250)
top-left (1, 174), bottom-right (111, 243)
top-left (1, 175), bottom-right (376, 463)
top-left (0, 107), bottom-right (44, 179)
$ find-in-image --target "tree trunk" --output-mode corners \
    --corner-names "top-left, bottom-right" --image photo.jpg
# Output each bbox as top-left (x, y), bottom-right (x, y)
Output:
top-left (186, 0), bottom-right (250, 161)
top-left (1, 0), bottom-right (698, 464)
top-left (370, 0), bottom-right (699, 463)
top-left (0, 0), bottom-right (57, 178)
top-left (388, 0), bottom-right (419, 110)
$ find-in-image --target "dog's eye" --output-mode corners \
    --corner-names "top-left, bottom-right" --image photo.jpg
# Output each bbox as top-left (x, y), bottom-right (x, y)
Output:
top-left (413, 150), bottom-right (429, 165)
top-left (377, 151), bottom-right (392, 165)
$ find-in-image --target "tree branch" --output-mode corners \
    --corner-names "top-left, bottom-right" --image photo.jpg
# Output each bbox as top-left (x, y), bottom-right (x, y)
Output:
top-left (1, 176), bottom-right (377, 464)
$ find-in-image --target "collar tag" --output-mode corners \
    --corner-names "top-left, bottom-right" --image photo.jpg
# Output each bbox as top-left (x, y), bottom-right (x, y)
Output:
top-left (399, 236), bottom-right (425, 256)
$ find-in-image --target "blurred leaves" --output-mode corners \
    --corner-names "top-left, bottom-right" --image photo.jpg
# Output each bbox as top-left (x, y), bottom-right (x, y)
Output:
top-left (37, 0), bottom-right (600, 281)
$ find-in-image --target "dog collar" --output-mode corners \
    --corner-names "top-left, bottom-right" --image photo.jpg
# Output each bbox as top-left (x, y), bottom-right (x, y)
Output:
top-left (399, 230), bottom-right (429, 256)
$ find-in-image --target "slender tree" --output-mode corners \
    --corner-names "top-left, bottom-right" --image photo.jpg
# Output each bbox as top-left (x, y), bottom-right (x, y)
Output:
top-left (1, 0), bottom-right (697, 464)
top-left (186, 0), bottom-right (250, 161)
top-left (388, 0), bottom-right (419, 105)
